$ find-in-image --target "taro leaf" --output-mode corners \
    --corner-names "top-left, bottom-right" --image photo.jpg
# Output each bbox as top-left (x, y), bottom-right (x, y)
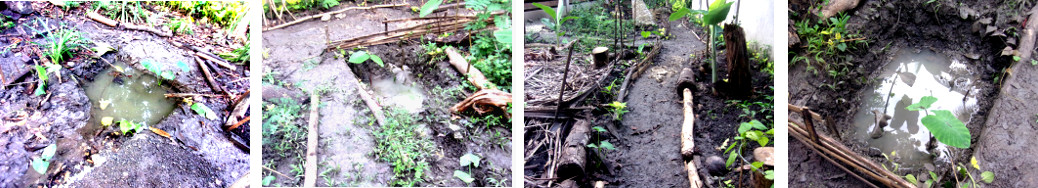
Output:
top-left (898, 72), bottom-right (917, 86)
top-left (703, 0), bottom-right (734, 26)
top-left (141, 60), bottom-right (160, 74)
top-left (532, 3), bottom-right (556, 23)
top-left (177, 61), bottom-right (190, 72)
top-left (906, 96), bottom-right (938, 111)
top-left (599, 141), bottom-right (616, 150)
top-left (669, 7), bottom-right (691, 21)
top-left (981, 171), bottom-right (994, 183)
top-left (459, 153), bottom-right (480, 168)
top-left (34, 82), bottom-right (46, 96)
top-left (191, 103), bottom-right (219, 120)
top-left (921, 110), bottom-right (970, 148)
top-left (31, 144), bottom-right (56, 173)
top-left (119, 120), bottom-right (135, 134)
top-left (41, 143), bottom-right (56, 160)
top-left (101, 117), bottom-right (114, 127)
top-left (453, 170), bottom-right (475, 183)
top-left (592, 126), bottom-right (607, 133)
top-left (262, 175), bottom-right (276, 186)
top-left (348, 51), bottom-right (371, 64)
top-left (418, 0), bottom-right (444, 17)
top-left (587, 143), bottom-right (598, 148)
top-left (160, 71), bottom-right (176, 80)
top-left (31, 158), bottom-right (49, 174)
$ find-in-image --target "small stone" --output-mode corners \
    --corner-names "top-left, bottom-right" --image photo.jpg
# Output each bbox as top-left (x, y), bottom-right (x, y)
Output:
top-left (321, 14), bottom-right (331, 21)
top-left (6, 1), bottom-right (34, 15)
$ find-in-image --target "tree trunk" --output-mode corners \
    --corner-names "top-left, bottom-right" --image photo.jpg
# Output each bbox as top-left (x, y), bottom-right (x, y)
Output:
top-left (723, 23), bottom-right (752, 98)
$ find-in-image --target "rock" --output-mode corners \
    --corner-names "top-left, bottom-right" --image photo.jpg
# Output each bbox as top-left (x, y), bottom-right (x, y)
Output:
top-left (705, 156), bottom-right (728, 176)
top-left (5, 1), bottom-right (33, 15)
top-left (631, 0), bottom-right (655, 26)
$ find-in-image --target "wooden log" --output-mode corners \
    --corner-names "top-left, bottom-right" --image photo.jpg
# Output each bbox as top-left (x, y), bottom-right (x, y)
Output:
top-left (687, 160), bottom-right (704, 188)
top-left (680, 88), bottom-right (696, 159)
top-left (349, 66), bottom-right (387, 126)
top-left (86, 11), bottom-right (117, 27)
top-left (556, 119), bottom-right (590, 179)
top-left (123, 23), bottom-right (172, 37)
top-left (723, 23), bottom-right (752, 99)
top-left (445, 46), bottom-right (495, 90)
top-left (819, 0), bottom-right (860, 19)
top-left (303, 92), bottom-right (319, 187)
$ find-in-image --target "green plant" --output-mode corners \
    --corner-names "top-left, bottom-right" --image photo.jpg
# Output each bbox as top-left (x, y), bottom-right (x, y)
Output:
top-left (167, 18), bottom-right (195, 35)
top-left (373, 108), bottom-right (435, 186)
top-left (117, 119), bottom-right (144, 135)
top-left (725, 120), bottom-right (772, 168)
top-left (792, 13), bottom-right (864, 76)
top-left (93, 1), bottom-right (147, 24)
top-left (0, 15), bottom-right (14, 30)
top-left (41, 27), bottom-right (86, 65)
top-left (532, 2), bottom-right (578, 43)
top-left (191, 102), bottom-right (219, 120)
top-left (905, 96), bottom-right (970, 148)
top-left (220, 39), bottom-right (250, 64)
top-left (347, 50), bottom-right (385, 67)
top-left (670, 0), bottom-right (733, 83)
top-left (418, 0), bottom-right (443, 17)
top-left (140, 60), bottom-right (178, 85)
top-left (464, 0), bottom-right (512, 91)
top-left (262, 175), bottom-right (276, 186)
top-left (30, 144), bottom-right (56, 174)
top-left (453, 153), bottom-right (481, 184)
top-left (606, 101), bottom-right (628, 121)
top-left (157, 1), bottom-right (249, 29)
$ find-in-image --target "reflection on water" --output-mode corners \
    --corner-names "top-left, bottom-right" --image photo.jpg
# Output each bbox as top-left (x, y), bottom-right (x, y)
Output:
top-left (852, 49), bottom-right (978, 168)
top-left (81, 61), bottom-right (176, 138)
top-left (371, 79), bottom-right (426, 114)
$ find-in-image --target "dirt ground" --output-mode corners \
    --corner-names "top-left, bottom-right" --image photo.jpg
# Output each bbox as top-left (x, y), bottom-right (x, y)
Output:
top-left (523, 2), bottom-right (775, 187)
top-left (0, 2), bottom-right (249, 188)
top-left (787, 0), bottom-right (1032, 186)
top-left (261, 1), bottom-right (511, 187)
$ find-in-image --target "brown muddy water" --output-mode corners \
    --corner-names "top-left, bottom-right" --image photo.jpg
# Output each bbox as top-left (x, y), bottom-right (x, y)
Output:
top-left (851, 49), bottom-right (979, 168)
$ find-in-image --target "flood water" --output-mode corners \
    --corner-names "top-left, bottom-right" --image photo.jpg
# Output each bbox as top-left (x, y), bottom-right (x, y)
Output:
top-left (81, 62), bottom-right (176, 137)
top-left (851, 49), bottom-right (979, 168)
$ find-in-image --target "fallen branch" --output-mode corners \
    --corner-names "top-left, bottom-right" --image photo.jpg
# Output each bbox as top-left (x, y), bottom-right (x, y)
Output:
top-left (226, 116), bottom-right (250, 131)
top-left (789, 114), bottom-right (914, 188)
top-left (87, 11), bottom-right (171, 37)
top-left (326, 18), bottom-right (476, 51)
top-left (194, 57), bottom-right (225, 93)
top-left (348, 66), bottom-right (388, 126)
top-left (303, 92), bottom-right (319, 187)
top-left (264, 3), bottom-right (410, 31)
top-left (450, 89), bottom-right (513, 118)
top-left (194, 50), bottom-right (237, 71)
top-left (86, 12), bottom-right (117, 27)
top-left (228, 172), bottom-right (251, 188)
top-left (165, 93), bottom-right (227, 98)
top-left (556, 119), bottom-right (590, 179)
top-left (262, 166), bottom-right (294, 179)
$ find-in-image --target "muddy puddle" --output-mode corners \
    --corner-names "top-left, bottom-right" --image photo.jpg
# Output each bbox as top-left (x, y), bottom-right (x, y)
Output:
top-left (370, 77), bottom-right (426, 114)
top-left (851, 49), bottom-right (979, 168)
top-left (80, 61), bottom-right (176, 137)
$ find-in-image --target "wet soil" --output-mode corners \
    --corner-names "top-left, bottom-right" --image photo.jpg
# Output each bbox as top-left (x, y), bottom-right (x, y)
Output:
top-left (262, 2), bottom-right (510, 187)
top-left (788, 0), bottom-right (1018, 186)
top-left (0, 2), bottom-right (249, 187)
top-left (523, 5), bottom-right (775, 187)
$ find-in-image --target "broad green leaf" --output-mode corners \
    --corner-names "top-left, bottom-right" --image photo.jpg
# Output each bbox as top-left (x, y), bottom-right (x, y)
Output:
top-left (561, 16), bottom-right (579, 23)
top-left (738, 121), bottom-right (753, 134)
top-left (981, 171), bottom-right (994, 183)
top-left (160, 71), bottom-right (176, 80)
top-left (921, 110), bottom-right (970, 148)
top-left (751, 161), bottom-right (763, 169)
top-left (642, 31), bottom-right (651, 38)
top-left (119, 120), bottom-right (134, 134)
top-left (453, 170), bottom-right (475, 183)
top-left (905, 96), bottom-right (938, 111)
top-left (418, 0), bottom-right (444, 17)
top-left (35, 65), bottom-right (48, 82)
top-left (587, 143), bottom-right (598, 148)
top-left (177, 61), bottom-right (190, 72)
top-left (726, 150), bottom-right (737, 168)
top-left (262, 175), bottom-right (276, 186)
top-left (493, 29), bottom-right (512, 46)
top-left (905, 174), bottom-right (918, 184)
top-left (191, 103), bottom-right (219, 120)
top-left (764, 170), bottom-right (774, 180)
top-left (703, 0), bottom-right (734, 26)
top-left (101, 117), bottom-right (114, 126)
top-left (31, 158), bottom-right (49, 174)
top-left (749, 120), bottom-right (767, 130)
top-left (592, 126), bottom-right (607, 133)
top-left (971, 156), bottom-right (980, 170)
top-left (41, 144), bottom-right (56, 160)
top-left (348, 51), bottom-right (370, 64)
top-left (531, 3), bottom-right (556, 22)
top-left (459, 153), bottom-right (481, 168)
top-left (669, 7), bottom-right (690, 21)
top-left (34, 83), bottom-right (46, 96)
top-left (599, 141), bottom-right (616, 150)
top-left (369, 54), bottom-right (385, 67)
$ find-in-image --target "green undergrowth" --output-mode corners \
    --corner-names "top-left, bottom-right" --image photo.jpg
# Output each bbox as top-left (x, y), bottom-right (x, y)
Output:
top-left (264, 0), bottom-right (359, 18)
top-left (92, 1), bottom-right (147, 24)
top-left (372, 108), bottom-right (436, 186)
top-left (153, 1), bottom-right (248, 29)
top-left (462, 0), bottom-right (512, 91)
top-left (545, 4), bottom-right (636, 53)
top-left (262, 96), bottom-right (309, 186)
top-left (790, 12), bottom-right (867, 78)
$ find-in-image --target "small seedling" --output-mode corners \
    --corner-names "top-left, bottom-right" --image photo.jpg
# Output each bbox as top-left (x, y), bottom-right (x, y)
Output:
top-left (191, 102), bottom-right (218, 120)
top-left (140, 60), bottom-right (177, 85)
top-left (606, 101), bottom-right (628, 121)
top-left (31, 144), bottom-right (57, 174)
top-left (347, 50), bottom-right (384, 67)
top-left (454, 153), bottom-right (481, 183)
